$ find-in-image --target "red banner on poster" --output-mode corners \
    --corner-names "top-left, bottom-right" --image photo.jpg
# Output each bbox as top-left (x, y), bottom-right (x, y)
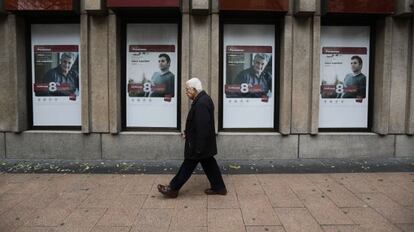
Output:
top-left (322, 47), bottom-right (367, 55)
top-left (129, 45), bottom-right (175, 53)
top-left (320, 84), bottom-right (358, 95)
top-left (128, 83), bottom-right (144, 93)
top-left (226, 46), bottom-right (272, 53)
top-left (34, 45), bottom-right (78, 53)
top-left (225, 84), bottom-right (263, 93)
top-left (33, 83), bottom-right (72, 92)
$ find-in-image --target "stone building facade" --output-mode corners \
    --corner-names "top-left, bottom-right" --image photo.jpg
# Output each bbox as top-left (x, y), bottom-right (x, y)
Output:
top-left (0, 0), bottom-right (413, 164)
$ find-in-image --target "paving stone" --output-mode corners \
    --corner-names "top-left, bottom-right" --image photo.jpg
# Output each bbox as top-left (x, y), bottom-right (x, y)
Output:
top-left (300, 193), bottom-right (354, 225)
top-left (97, 208), bottom-right (140, 227)
top-left (374, 207), bottom-right (414, 224)
top-left (313, 182), bottom-right (366, 208)
top-left (25, 208), bottom-right (72, 226)
top-left (56, 208), bottom-right (106, 232)
top-left (207, 193), bottom-right (239, 209)
top-left (142, 193), bottom-right (178, 209)
top-left (357, 192), bottom-right (402, 208)
top-left (343, 207), bottom-right (402, 232)
top-left (238, 194), bottom-right (280, 226)
top-left (176, 193), bottom-right (207, 209)
top-left (0, 206), bottom-right (37, 232)
top-left (245, 225), bottom-right (285, 232)
top-left (208, 208), bottom-right (246, 232)
top-left (90, 226), bottom-right (131, 232)
top-left (231, 175), bottom-right (264, 195)
top-left (1, 173), bottom-right (413, 232)
top-left (169, 207), bottom-right (207, 230)
top-left (15, 226), bottom-right (59, 232)
top-left (47, 192), bottom-right (89, 209)
top-left (169, 227), bottom-right (208, 232)
top-left (16, 192), bottom-right (60, 209)
top-left (122, 174), bottom-right (156, 194)
top-left (321, 225), bottom-right (362, 232)
top-left (329, 173), bottom-right (379, 193)
top-left (132, 208), bottom-right (174, 232)
top-left (262, 184), bottom-right (304, 208)
top-left (396, 224), bottom-right (414, 232)
top-left (0, 192), bottom-right (30, 215)
top-left (274, 208), bottom-right (324, 232)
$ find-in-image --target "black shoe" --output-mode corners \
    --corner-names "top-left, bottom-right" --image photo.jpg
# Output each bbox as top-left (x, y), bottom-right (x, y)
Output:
top-left (204, 188), bottom-right (227, 195)
top-left (157, 184), bottom-right (179, 198)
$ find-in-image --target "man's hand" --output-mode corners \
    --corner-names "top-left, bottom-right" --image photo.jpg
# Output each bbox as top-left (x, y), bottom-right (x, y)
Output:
top-left (181, 132), bottom-right (186, 140)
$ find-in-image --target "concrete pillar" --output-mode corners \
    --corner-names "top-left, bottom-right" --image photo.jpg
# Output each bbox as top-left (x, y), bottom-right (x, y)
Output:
top-left (211, 13), bottom-right (220, 133)
top-left (108, 13), bottom-right (121, 134)
top-left (80, 14), bottom-right (90, 133)
top-left (182, 0), bottom-right (190, 13)
top-left (389, 17), bottom-right (411, 134)
top-left (0, 15), bottom-right (27, 132)
top-left (291, 16), bottom-right (313, 134)
top-left (0, 132), bottom-right (4, 159)
top-left (0, 16), bottom-right (10, 131)
top-left (294, 0), bottom-right (317, 15)
top-left (89, 15), bottom-right (110, 132)
top-left (395, 0), bottom-right (414, 16)
top-left (408, 17), bottom-right (414, 134)
top-left (190, 15), bottom-right (211, 93)
top-left (181, 13), bottom-right (191, 133)
top-left (372, 17), bottom-right (393, 135)
top-left (191, 0), bottom-right (210, 14)
top-left (211, 0), bottom-right (219, 13)
top-left (279, 15), bottom-right (293, 135)
top-left (183, 6), bottom-right (218, 132)
top-left (82, 0), bottom-right (106, 13)
top-left (310, 15), bottom-right (320, 134)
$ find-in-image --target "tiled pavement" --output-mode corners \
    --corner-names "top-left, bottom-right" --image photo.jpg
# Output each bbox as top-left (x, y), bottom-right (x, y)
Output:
top-left (0, 172), bottom-right (413, 232)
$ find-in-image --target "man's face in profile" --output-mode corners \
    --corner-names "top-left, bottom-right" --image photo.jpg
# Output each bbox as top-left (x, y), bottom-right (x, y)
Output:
top-left (253, 58), bottom-right (267, 76)
top-left (158, 57), bottom-right (170, 72)
top-left (185, 85), bottom-right (197, 100)
top-left (351, 58), bottom-right (362, 73)
top-left (60, 57), bottom-right (73, 76)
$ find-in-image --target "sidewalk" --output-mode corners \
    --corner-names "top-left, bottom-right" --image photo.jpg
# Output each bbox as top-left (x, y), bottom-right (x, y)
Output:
top-left (0, 172), bottom-right (413, 232)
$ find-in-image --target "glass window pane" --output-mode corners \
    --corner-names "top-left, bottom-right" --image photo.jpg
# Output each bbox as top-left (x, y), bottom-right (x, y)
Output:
top-left (126, 23), bottom-right (178, 128)
top-left (319, 26), bottom-right (370, 128)
top-left (222, 24), bottom-right (275, 129)
top-left (31, 24), bottom-right (81, 126)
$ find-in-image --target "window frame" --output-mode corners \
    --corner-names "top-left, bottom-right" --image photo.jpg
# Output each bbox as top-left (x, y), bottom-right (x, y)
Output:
top-left (120, 12), bottom-right (182, 132)
top-left (26, 16), bottom-right (82, 130)
top-left (218, 12), bottom-right (283, 132)
top-left (318, 15), bottom-right (377, 132)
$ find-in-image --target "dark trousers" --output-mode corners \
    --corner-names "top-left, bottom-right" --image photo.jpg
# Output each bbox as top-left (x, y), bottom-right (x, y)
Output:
top-left (169, 156), bottom-right (226, 191)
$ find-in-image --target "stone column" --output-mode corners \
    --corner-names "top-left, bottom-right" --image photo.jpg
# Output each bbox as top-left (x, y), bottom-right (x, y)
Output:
top-left (108, 13), bottom-right (121, 134)
top-left (0, 15), bottom-right (27, 132)
top-left (388, 17), bottom-right (411, 134)
top-left (88, 15), bottom-right (110, 133)
top-left (279, 15), bottom-right (293, 135)
top-left (372, 17), bottom-right (393, 135)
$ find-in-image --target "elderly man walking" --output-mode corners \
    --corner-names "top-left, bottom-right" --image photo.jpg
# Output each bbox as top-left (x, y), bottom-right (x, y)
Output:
top-left (157, 78), bottom-right (227, 198)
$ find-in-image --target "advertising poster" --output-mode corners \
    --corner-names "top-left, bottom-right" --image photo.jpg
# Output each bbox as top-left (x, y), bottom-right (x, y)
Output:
top-left (126, 24), bottom-right (178, 128)
top-left (223, 24), bottom-right (275, 128)
top-left (31, 24), bottom-right (81, 126)
top-left (319, 26), bottom-right (370, 128)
